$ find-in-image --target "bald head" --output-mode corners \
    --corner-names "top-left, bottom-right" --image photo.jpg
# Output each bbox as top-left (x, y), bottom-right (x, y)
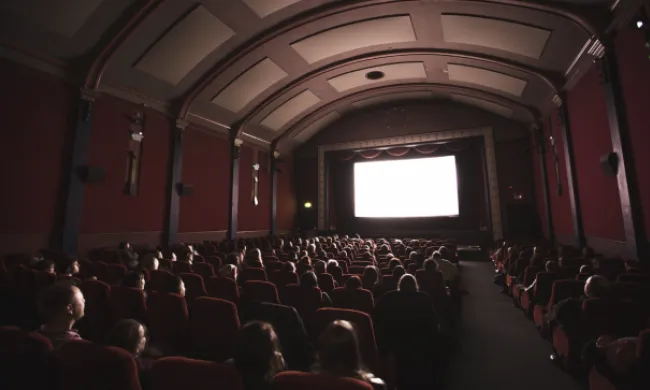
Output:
top-left (584, 275), bottom-right (609, 298)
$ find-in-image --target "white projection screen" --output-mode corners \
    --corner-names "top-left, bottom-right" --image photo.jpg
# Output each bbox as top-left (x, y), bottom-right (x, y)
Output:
top-left (354, 156), bottom-right (459, 218)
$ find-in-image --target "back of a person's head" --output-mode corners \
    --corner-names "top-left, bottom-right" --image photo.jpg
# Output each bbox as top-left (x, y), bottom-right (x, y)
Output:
top-left (38, 283), bottom-right (80, 321)
top-left (226, 252), bottom-right (240, 266)
top-left (345, 276), bottom-right (362, 289)
top-left (423, 259), bottom-right (438, 273)
top-left (108, 319), bottom-right (147, 357)
top-left (398, 274), bottom-right (418, 293)
top-left (545, 260), bottom-right (560, 273)
top-left (362, 266), bottom-right (379, 286)
top-left (314, 260), bottom-right (327, 275)
top-left (36, 259), bottom-right (56, 273)
top-left (579, 264), bottom-right (591, 274)
top-left (431, 251), bottom-right (442, 260)
top-left (392, 265), bottom-right (406, 279)
top-left (388, 258), bottom-right (401, 271)
top-left (219, 264), bottom-right (237, 279)
top-left (165, 275), bottom-right (185, 296)
top-left (282, 261), bottom-right (296, 273)
top-left (300, 271), bottom-right (318, 288)
top-left (141, 253), bottom-right (159, 271)
top-left (122, 271), bottom-right (145, 289)
top-left (318, 320), bottom-right (363, 377)
top-left (234, 321), bottom-right (283, 377)
top-left (585, 275), bottom-right (609, 298)
top-left (56, 258), bottom-right (79, 275)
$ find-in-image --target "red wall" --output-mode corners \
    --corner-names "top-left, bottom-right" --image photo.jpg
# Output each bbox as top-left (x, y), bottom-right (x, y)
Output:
top-left (544, 113), bottom-right (574, 238)
top-left (616, 28), bottom-right (650, 241)
top-left (80, 96), bottom-right (170, 234)
top-left (238, 145), bottom-right (271, 231)
top-left (178, 127), bottom-right (230, 232)
top-left (0, 59), bottom-right (71, 239)
top-left (566, 65), bottom-right (625, 241)
top-left (277, 157), bottom-right (297, 231)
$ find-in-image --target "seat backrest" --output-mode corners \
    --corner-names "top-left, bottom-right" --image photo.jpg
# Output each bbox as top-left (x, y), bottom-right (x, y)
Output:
top-left (148, 270), bottom-right (176, 292)
top-left (192, 262), bottom-right (215, 279)
top-left (79, 279), bottom-right (112, 341)
top-left (349, 266), bottom-right (365, 275)
top-left (180, 272), bottom-right (207, 301)
top-left (0, 327), bottom-right (53, 390)
top-left (244, 280), bottom-right (280, 304)
top-left (57, 341), bottom-right (141, 390)
top-left (190, 297), bottom-right (241, 362)
top-left (313, 308), bottom-right (379, 373)
top-left (110, 286), bottom-right (147, 322)
top-left (106, 264), bottom-right (127, 285)
top-left (240, 268), bottom-right (268, 284)
top-left (151, 357), bottom-right (243, 390)
top-left (206, 276), bottom-right (240, 304)
top-left (610, 281), bottom-right (650, 302)
top-left (522, 265), bottom-right (542, 286)
top-left (282, 285), bottom-right (322, 327)
top-left (271, 371), bottom-right (373, 390)
top-left (581, 298), bottom-right (617, 337)
top-left (546, 280), bottom-right (585, 311)
top-left (381, 275), bottom-right (398, 291)
top-left (331, 288), bottom-right (374, 315)
top-left (147, 291), bottom-right (189, 354)
top-left (616, 273), bottom-right (650, 284)
top-left (532, 272), bottom-right (559, 305)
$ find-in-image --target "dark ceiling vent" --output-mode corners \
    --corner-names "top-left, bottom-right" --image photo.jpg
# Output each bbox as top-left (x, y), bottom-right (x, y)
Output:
top-left (365, 70), bottom-right (385, 80)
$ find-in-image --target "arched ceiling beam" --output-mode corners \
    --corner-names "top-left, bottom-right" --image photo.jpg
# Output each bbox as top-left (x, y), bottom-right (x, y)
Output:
top-left (272, 82), bottom-right (540, 147)
top-left (236, 49), bottom-right (559, 136)
top-left (177, 0), bottom-right (598, 118)
top-left (84, 0), bottom-right (165, 89)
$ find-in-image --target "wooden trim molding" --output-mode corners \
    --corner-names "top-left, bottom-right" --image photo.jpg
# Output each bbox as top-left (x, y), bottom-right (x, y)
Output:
top-left (317, 126), bottom-right (502, 240)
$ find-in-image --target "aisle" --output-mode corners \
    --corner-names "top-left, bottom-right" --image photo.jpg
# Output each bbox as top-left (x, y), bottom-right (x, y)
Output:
top-left (444, 261), bottom-right (582, 390)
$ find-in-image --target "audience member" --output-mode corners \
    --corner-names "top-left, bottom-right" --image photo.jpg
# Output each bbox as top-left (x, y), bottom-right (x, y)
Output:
top-left (545, 275), bottom-right (609, 333)
top-left (220, 264), bottom-right (238, 280)
top-left (431, 251), bottom-right (459, 284)
top-left (300, 271), bottom-right (332, 306)
top-left (229, 321), bottom-right (285, 390)
top-left (107, 319), bottom-right (159, 389)
top-left (37, 283), bottom-right (85, 349)
top-left (345, 276), bottom-right (362, 290)
top-left (122, 271), bottom-right (146, 291)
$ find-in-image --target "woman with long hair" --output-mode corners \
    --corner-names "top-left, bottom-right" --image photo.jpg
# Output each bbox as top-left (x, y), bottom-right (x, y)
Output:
top-left (230, 321), bottom-right (285, 390)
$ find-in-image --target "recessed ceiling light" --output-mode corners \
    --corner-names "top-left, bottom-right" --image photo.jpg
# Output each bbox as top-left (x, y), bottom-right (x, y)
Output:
top-left (365, 70), bottom-right (385, 80)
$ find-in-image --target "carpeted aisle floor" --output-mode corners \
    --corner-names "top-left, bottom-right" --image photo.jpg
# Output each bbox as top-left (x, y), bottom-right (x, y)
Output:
top-left (444, 260), bottom-right (583, 390)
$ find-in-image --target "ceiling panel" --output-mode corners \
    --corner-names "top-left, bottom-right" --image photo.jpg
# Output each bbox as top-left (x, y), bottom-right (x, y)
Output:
top-left (134, 6), bottom-right (235, 85)
top-left (328, 62), bottom-right (427, 93)
top-left (446, 63), bottom-right (527, 97)
top-left (294, 111), bottom-right (341, 143)
top-left (351, 91), bottom-right (436, 109)
top-left (260, 90), bottom-right (321, 131)
top-left (441, 14), bottom-right (551, 59)
top-left (212, 58), bottom-right (289, 112)
top-left (242, 0), bottom-right (303, 18)
top-left (2, 0), bottom-right (103, 38)
top-left (450, 94), bottom-right (514, 118)
top-left (291, 15), bottom-right (417, 64)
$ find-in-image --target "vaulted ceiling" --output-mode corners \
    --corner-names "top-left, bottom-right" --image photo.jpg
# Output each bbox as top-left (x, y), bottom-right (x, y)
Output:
top-left (0, 0), bottom-right (635, 151)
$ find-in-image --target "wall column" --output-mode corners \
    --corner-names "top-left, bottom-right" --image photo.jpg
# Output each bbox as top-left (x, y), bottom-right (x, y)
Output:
top-left (557, 95), bottom-right (586, 248)
top-left (535, 124), bottom-right (555, 245)
top-left (227, 137), bottom-right (243, 241)
top-left (163, 119), bottom-right (187, 247)
top-left (58, 88), bottom-right (97, 255)
top-left (270, 151), bottom-right (279, 237)
top-left (596, 39), bottom-right (646, 261)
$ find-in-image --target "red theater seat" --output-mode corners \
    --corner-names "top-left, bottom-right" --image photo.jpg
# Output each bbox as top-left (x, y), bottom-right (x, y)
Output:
top-left (244, 280), bottom-right (280, 304)
top-left (535, 280), bottom-right (585, 331)
top-left (151, 357), bottom-right (243, 390)
top-left (240, 268), bottom-right (268, 283)
top-left (106, 263), bottom-right (127, 285)
top-left (180, 272), bottom-right (207, 301)
top-left (206, 276), bottom-right (240, 304)
top-left (78, 279), bottom-right (111, 341)
top-left (57, 341), bottom-right (141, 390)
top-left (269, 270), bottom-right (299, 289)
top-left (111, 286), bottom-right (147, 322)
top-left (272, 371), bottom-right (373, 390)
top-left (331, 288), bottom-right (375, 315)
top-left (192, 262), bottom-right (215, 279)
top-left (190, 297), bottom-right (240, 362)
top-left (148, 270), bottom-right (176, 292)
top-left (0, 326), bottom-right (53, 390)
top-left (147, 291), bottom-right (189, 354)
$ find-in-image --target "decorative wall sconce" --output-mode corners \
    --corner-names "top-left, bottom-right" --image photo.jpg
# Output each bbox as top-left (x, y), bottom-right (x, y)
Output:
top-left (252, 162), bottom-right (260, 206)
top-left (125, 109), bottom-right (145, 196)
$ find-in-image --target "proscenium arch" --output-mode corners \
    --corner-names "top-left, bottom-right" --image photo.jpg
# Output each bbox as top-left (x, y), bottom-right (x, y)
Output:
top-left (236, 49), bottom-right (559, 138)
top-left (176, 0), bottom-right (598, 118)
top-left (271, 82), bottom-right (540, 147)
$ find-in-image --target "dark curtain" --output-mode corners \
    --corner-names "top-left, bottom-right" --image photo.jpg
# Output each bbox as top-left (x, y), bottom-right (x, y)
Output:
top-left (327, 138), bottom-right (487, 235)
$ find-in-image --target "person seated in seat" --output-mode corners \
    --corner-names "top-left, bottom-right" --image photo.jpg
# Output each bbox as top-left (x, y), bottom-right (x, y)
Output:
top-left (300, 271), bottom-right (331, 306)
top-left (345, 276), bottom-right (363, 290)
top-left (519, 260), bottom-right (559, 293)
top-left (36, 259), bottom-right (56, 274)
top-left (314, 260), bottom-right (327, 276)
top-left (297, 257), bottom-right (313, 275)
top-left (391, 265), bottom-right (406, 280)
top-left (245, 249), bottom-right (264, 269)
top-left (229, 321), bottom-right (285, 390)
top-left (140, 253), bottom-right (159, 272)
top-left (545, 275), bottom-right (609, 333)
top-left (312, 320), bottom-right (386, 390)
top-left (431, 251), bottom-right (459, 285)
top-left (108, 319), bottom-right (160, 390)
top-left (387, 258), bottom-right (402, 272)
top-left (220, 264), bottom-right (239, 281)
top-left (37, 283), bottom-right (85, 349)
top-left (361, 266), bottom-right (381, 294)
top-left (122, 271), bottom-right (146, 291)
top-left (282, 261), bottom-right (296, 274)
top-left (163, 275), bottom-right (186, 297)
top-left (57, 258), bottom-right (80, 278)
